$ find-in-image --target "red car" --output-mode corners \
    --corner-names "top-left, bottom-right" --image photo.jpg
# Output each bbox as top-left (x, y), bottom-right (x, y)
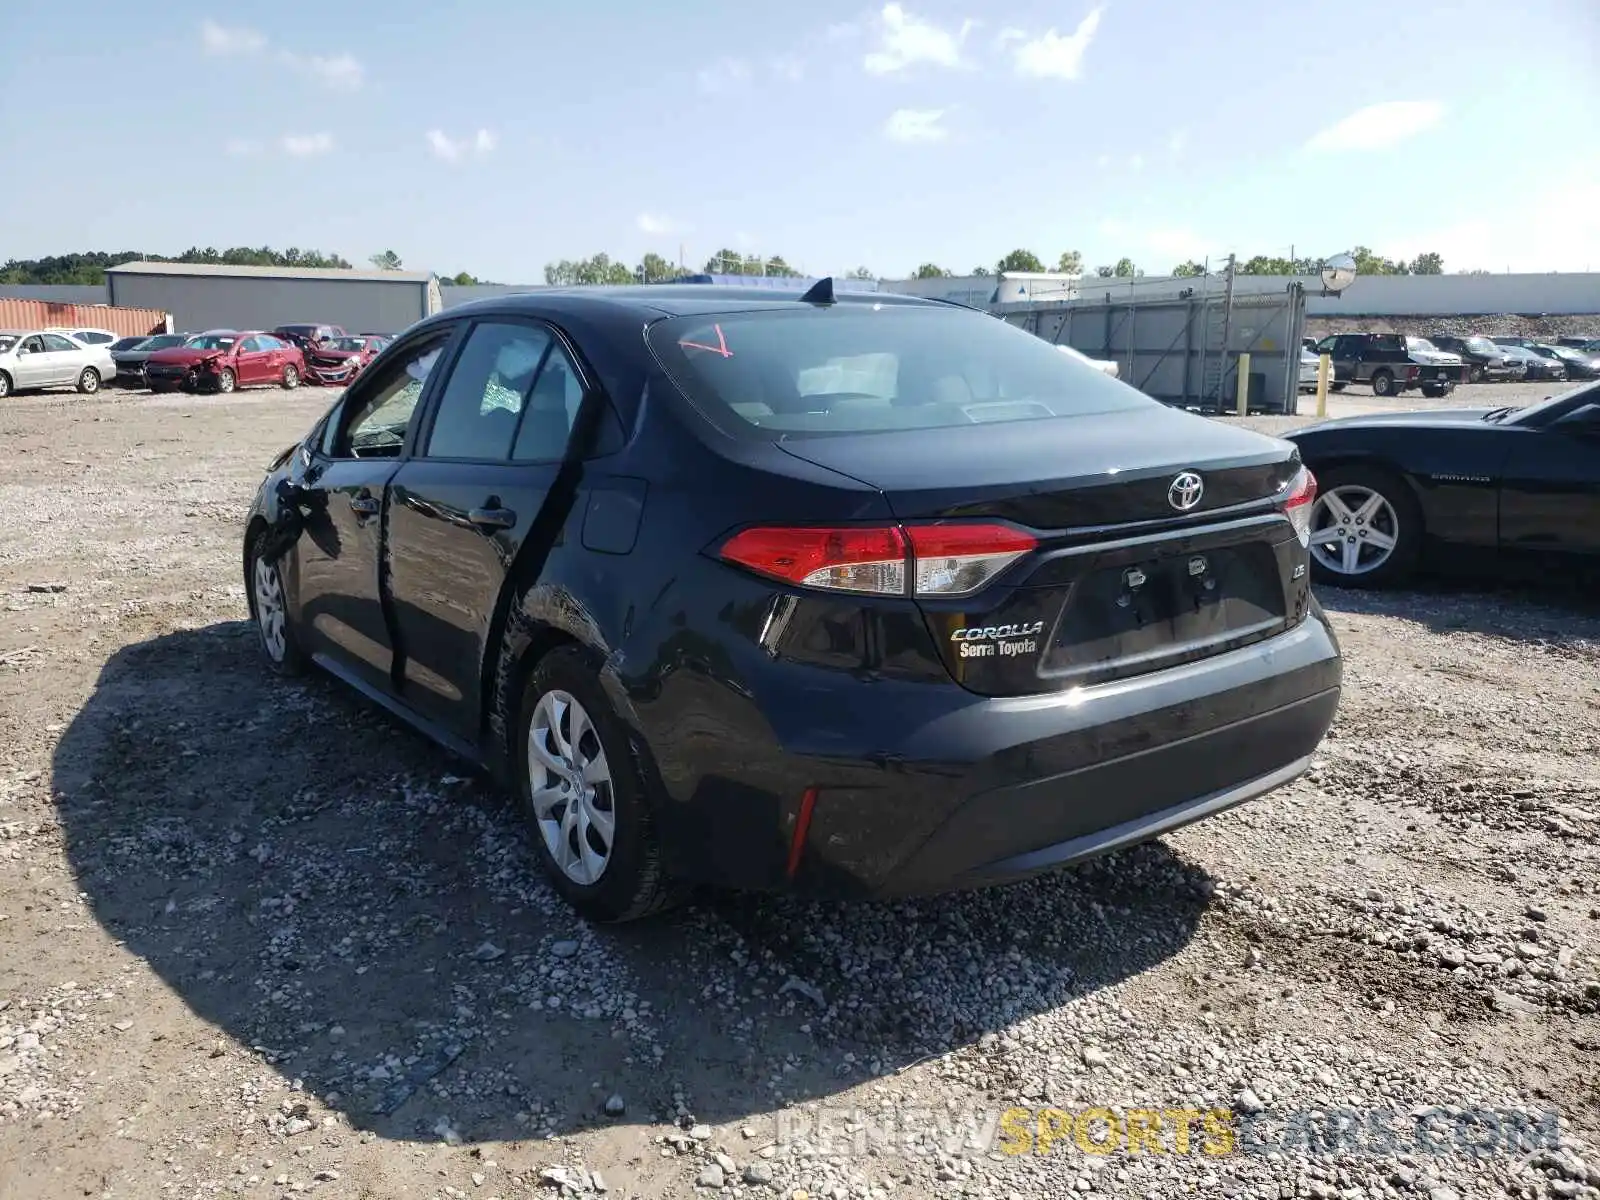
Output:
top-left (143, 331), bottom-right (306, 394)
top-left (302, 334), bottom-right (391, 387)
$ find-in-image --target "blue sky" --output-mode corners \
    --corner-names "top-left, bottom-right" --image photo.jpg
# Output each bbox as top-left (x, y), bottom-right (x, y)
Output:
top-left (3, 0), bottom-right (1597, 281)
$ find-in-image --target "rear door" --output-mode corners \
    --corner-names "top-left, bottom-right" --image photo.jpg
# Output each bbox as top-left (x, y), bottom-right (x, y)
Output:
top-left (385, 317), bottom-right (594, 738)
top-left (291, 330), bottom-right (456, 691)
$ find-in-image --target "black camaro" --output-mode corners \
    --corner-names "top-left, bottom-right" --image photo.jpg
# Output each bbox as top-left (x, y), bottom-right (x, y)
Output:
top-left (1286, 382), bottom-right (1600, 588)
top-left (243, 283), bottom-right (1342, 921)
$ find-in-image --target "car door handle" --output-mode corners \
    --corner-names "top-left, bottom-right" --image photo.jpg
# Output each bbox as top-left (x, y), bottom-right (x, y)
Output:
top-left (468, 506), bottom-right (517, 530)
top-left (350, 494), bottom-right (380, 517)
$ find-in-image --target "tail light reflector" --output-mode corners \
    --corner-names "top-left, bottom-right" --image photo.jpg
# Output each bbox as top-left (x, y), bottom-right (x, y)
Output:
top-left (718, 522), bottom-right (1037, 597)
top-left (1281, 466), bottom-right (1317, 547)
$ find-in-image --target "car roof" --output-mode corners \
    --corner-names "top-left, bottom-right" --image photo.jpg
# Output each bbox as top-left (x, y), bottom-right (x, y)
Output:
top-left (427, 283), bottom-right (950, 325)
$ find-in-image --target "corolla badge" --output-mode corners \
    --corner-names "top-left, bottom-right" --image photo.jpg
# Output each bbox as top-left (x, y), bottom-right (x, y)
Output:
top-left (1167, 470), bottom-right (1204, 511)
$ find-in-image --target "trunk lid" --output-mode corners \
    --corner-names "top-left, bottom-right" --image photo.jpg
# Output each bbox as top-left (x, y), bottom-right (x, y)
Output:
top-left (778, 408), bottom-right (1311, 697)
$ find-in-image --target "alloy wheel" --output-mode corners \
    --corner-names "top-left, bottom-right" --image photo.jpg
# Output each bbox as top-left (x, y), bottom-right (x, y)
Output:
top-left (1309, 485), bottom-right (1400, 576)
top-left (527, 689), bottom-right (616, 885)
top-left (252, 555), bottom-right (288, 662)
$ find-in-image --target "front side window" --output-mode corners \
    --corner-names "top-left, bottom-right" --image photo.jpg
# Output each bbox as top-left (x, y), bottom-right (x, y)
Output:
top-left (425, 322), bottom-right (552, 460)
top-left (647, 306), bottom-right (1147, 438)
top-left (188, 334), bottom-right (237, 351)
top-left (41, 333), bottom-right (77, 352)
top-left (336, 334), bottom-right (451, 458)
top-left (21, 336), bottom-right (44, 354)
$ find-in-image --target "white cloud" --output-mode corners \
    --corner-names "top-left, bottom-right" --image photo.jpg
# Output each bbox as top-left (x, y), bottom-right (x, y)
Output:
top-left (696, 57), bottom-right (752, 93)
top-left (224, 138), bottom-right (262, 157)
top-left (285, 51), bottom-right (365, 91)
top-left (995, 26), bottom-right (1028, 47)
top-left (1012, 6), bottom-right (1103, 80)
top-left (426, 129), bottom-right (497, 162)
top-left (201, 19), bottom-right (265, 55)
top-left (200, 20), bottom-right (364, 90)
top-left (1128, 154), bottom-right (1145, 171)
top-left (863, 4), bottom-right (974, 74)
top-left (770, 54), bottom-right (806, 82)
top-left (280, 133), bottom-right (334, 157)
top-left (1094, 153), bottom-right (1111, 168)
top-left (1390, 177), bottom-right (1600, 272)
top-left (637, 213), bottom-right (682, 236)
top-left (884, 107), bottom-right (948, 143)
top-left (1304, 100), bottom-right (1445, 153)
top-left (1167, 129), bottom-right (1187, 156)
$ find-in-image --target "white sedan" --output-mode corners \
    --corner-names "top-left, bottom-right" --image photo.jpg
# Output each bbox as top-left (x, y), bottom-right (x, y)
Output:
top-left (1054, 342), bottom-right (1120, 378)
top-left (0, 329), bottom-right (117, 397)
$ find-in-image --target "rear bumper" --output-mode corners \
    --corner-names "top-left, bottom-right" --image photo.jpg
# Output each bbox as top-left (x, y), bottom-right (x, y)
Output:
top-left (641, 603), bottom-right (1341, 898)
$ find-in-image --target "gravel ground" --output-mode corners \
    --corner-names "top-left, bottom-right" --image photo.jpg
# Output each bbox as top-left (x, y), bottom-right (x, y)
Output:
top-left (0, 382), bottom-right (1596, 1200)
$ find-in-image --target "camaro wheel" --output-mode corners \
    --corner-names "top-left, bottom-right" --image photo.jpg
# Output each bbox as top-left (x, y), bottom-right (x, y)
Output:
top-left (1307, 466), bottom-right (1422, 589)
top-left (282, 364), bottom-right (300, 389)
top-left (248, 531), bottom-right (306, 675)
top-left (77, 367), bottom-right (101, 394)
top-left (517, 647), bottom-right (677, 922)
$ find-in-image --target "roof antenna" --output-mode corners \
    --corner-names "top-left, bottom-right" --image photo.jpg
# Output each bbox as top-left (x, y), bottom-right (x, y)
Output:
top-left (799, 276), bottom-right (836, 306)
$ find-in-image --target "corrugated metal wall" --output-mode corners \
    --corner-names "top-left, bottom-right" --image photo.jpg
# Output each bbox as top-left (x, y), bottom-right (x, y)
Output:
top-left (106, 274), bottom-right (432, 335)
top-left (0, 285), bottom-right (107, 305)
top-left (0, 298), bottom-right (170, 336)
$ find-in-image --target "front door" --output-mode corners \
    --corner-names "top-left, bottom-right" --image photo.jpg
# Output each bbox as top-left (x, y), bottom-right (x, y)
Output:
top-left (1499, 408), bottom-right (1600, 561)
top-left (291, 331), bottom-right (455, 691)
top-left (39, 333), bottom-right (83, 385)
top-left (12, 336), bottom-right (49, 387)
top-left (386, 319), bottom-right (589, 738)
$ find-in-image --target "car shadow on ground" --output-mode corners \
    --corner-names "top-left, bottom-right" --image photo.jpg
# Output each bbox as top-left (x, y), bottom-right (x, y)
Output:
top-left (1317, 579), bottom-right (1600, 646)
top-left (51, 622), bottom-right (1216, 1146)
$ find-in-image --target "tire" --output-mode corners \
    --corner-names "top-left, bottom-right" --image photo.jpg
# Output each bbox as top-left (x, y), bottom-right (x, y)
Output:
top-left (281, 364), bottom-right (300, 390)
top-left (1330, 382), bottom-right (1347, 393)
top-left (77, 367), bottom-right (101, 394)
top-left (246, 528), bottom-right (307, 676)
top-left (0, 371), bottom-right (10, 399)
top-left (516, 646), bottom-right (678, 922)
top-left (1306, 464), bottom-right (1423, 589)
top-left (1370, 370), bottom-right (1395, 397)
top-left (1421, 384), bottom-right (1448, 398)
top-left (1468, 365), bottom-right (1484, 384)
top-left (216, 368), bottom-right (236, 394)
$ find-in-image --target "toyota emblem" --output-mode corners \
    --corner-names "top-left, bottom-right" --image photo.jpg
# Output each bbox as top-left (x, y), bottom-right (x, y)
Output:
top-left (1167, 471), bottom-right (1204, 511)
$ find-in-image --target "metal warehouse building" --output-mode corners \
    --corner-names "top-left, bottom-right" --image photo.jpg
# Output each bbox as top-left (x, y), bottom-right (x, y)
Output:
top-left (105, 262), bottom-right (442, 336)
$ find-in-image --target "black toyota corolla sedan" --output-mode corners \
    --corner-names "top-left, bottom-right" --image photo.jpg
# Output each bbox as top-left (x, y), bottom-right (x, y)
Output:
top-left (243, 283), bottom-right (1342, 921)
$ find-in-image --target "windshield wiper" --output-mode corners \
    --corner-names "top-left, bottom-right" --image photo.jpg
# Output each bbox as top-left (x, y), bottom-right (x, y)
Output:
top-left (1481, 406), bottom-right (1515, 423)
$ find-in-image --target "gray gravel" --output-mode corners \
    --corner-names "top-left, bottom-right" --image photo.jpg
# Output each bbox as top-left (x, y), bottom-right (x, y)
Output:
top-left (0, 382), bottom-right (1595, 1199)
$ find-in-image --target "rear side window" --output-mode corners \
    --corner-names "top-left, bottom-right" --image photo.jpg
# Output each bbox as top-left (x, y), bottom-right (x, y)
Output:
top-left (426, 322), bottom-right (553, 460)
top-left (646, 306), bottom-right (1147, 438)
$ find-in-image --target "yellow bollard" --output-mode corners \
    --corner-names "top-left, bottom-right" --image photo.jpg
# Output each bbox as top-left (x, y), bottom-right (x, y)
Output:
top-left (1316, 353), bottom-right (1331, 417)
top-left (1235, 352), bottom-right (1251, 416)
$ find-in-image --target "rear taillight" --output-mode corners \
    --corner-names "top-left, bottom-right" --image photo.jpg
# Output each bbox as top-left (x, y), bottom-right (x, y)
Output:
top-left (1281, 466), bottom-right (1317, 547)
top-left (718, 522), bottom-right (1037, 598)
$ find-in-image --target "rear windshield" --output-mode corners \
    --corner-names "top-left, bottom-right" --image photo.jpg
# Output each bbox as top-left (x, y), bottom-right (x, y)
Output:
top-left (646, 306), bottom-right (1147, 438)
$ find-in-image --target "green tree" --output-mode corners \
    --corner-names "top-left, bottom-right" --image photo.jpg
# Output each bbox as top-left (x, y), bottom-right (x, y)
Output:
top-left (368, 249), bottom-right (404, 270)
top-left (996, 249), bottom-right (1046, 273)
top-left (703, 248), bottom-right (749, 274)
top-left (1352, 245), bottom-right (1408, 276)
top-left (1410, 251), bottom-right (1444, 275)
top-left (1113, 257), bottom-right (1138, 278)
top-left (0, 246), bottom-right (353, 285)
top-left (913, 263), bottom-right (951, 278)
top-left (845, 266), bottom-right (876, 281)
top-left (1094, 265), bottom-right (1115, 278)
top-left (1172, 260), bottom-right (1208, 277)
top-left (1055, 250), bottom-right (1083, 275)
top-left (970, 265), bottom-right (991, 276)
top-left (543, 253), bottom-right (635, 286)
top-left (636, 252), bottom-right (683, 283)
